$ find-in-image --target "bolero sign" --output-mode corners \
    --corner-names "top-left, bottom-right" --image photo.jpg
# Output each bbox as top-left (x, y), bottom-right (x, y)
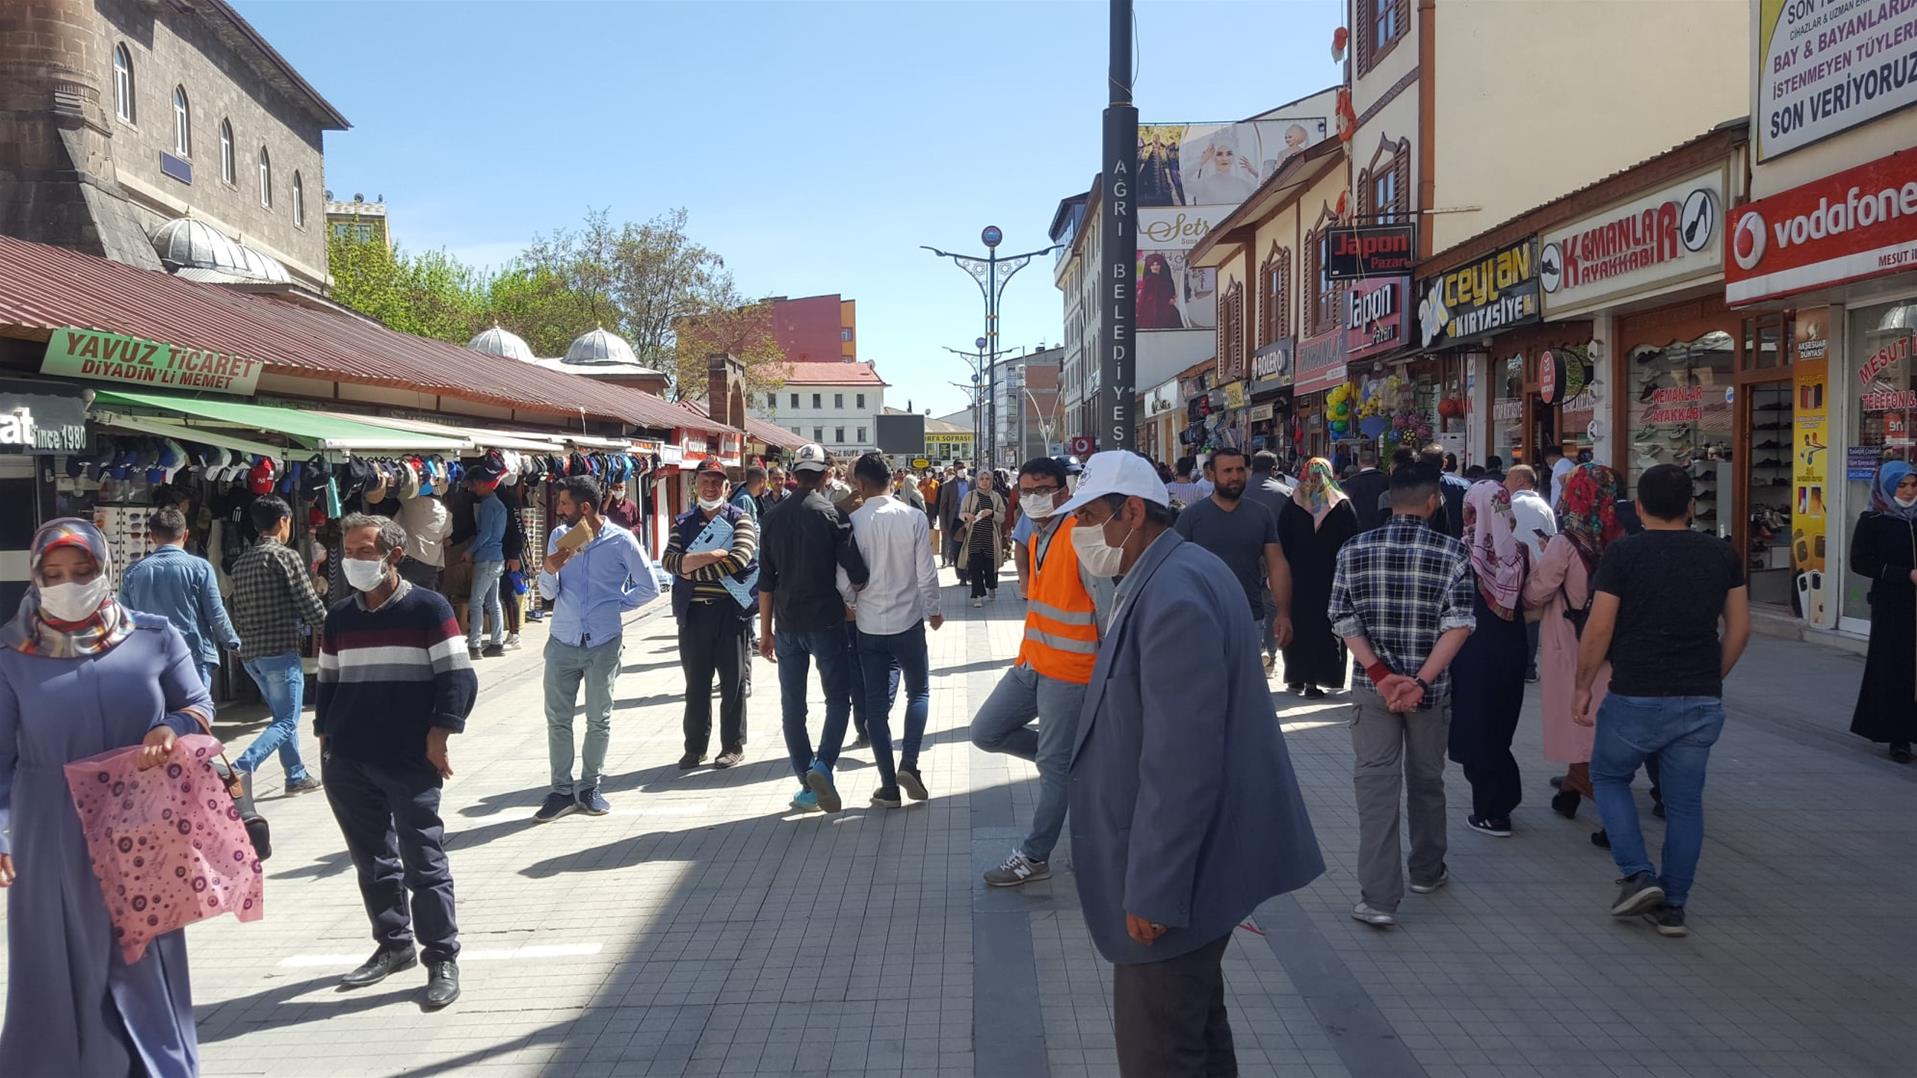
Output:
top-left (1539, 171), bottom-right (1725, 316)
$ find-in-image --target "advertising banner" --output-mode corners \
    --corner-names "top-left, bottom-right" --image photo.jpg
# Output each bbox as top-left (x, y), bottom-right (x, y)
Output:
top-left (1417, 239), bottom-right (1542, 349)
top-left (1344, 276), bottom-right (1410, 361)
top-left (1294, 328), bottom-right (1348, 395)
top-left (1793, 308), bottom-right (1832, 626)
top-left (1725, 145), bottom-right (1917, 304)
top-left (1136, 247), bottom-right (1216, 330)
top-left (0, 377), bottom-right (89, 454)
top-left (1324, 224), bottom-right (1418, 280)
top-left (1754, 0), bottom-right (1917, 162)
top-left (1137, 118), bottom-right (1329, 208)
top-left (1539, 170), bottom-right (1726, 316)
top-left (41, 327), bottom-right (264, 396)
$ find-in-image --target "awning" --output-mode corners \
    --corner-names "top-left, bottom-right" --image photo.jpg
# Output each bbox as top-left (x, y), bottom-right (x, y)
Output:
top-left (90, 389), bottom-right (464, 453)
top-left (311, 412), bottom-right (572, 453)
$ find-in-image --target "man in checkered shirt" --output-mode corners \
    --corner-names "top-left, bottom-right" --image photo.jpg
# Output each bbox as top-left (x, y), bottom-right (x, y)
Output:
top-left (230, 494), bottom-right (331, 794)
top-left (1327, 463), bottom-right (1476, 930)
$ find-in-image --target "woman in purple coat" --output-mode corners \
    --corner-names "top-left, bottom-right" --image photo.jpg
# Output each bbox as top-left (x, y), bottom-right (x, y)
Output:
top-left (0, 518), bottom-right (213, 1076)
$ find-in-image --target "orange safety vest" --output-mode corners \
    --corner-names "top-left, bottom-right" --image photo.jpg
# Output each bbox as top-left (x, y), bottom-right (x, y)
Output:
top-left (1016, 513), bottom-right (1100, 683)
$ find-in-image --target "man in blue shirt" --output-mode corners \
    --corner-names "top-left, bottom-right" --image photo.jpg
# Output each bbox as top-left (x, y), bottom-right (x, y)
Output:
top-left (533, 474), bottom-right (660, 822)
top-left (464, 470), bottom-right (508, 660)
top-left (119, 506), bottom-right (240, 690)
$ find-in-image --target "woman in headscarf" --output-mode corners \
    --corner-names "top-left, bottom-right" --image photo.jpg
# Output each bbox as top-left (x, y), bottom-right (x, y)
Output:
top-left (1277, 457), bottom-right (1358, 697)
top-left (960, 470), bottom-right (1008, 607)
top-left (1447, 480), bottom-right (1531, 837)
top-left (1850, 459), bottom-right (1917, 762)
top-left (1525, 463), bottom-right (1624, 822)
top-left (0, 518), bottom-right (213, 1076)
top-left (1136, 253), bottom-right (1185, 329)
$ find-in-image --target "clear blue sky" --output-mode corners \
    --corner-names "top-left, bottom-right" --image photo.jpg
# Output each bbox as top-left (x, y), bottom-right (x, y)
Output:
top-left (235, 0), bottom-right (1343, 417)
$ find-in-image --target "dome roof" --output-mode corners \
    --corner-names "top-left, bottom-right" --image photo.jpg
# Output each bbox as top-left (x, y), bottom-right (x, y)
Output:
top-left (233, 244), bottom-right (291, 284)
top-left (564, 326), bottom-right (638, 366)
top-left (468, 324), bottom-right (535, 362)
top-left (150, 217), bottom-right (246, 274)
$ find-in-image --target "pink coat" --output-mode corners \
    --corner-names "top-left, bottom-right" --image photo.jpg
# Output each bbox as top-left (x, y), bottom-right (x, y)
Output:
top-left (1523, 534), bottom-right (1610, 764)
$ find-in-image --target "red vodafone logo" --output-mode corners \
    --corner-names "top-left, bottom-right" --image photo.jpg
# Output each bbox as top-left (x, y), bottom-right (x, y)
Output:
top-left (1731, 209), bottom-right (1766, 272)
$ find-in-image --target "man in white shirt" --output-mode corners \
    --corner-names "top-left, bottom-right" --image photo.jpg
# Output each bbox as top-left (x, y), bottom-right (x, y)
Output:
top-left (842, 452), bottom-right (943, 807)
top-left (1546, 444), bottom-right (1574, 511)
top-left (1506, 464), bottom-right (1556, 682)
top-left (1163, 453), bottom-right (1213, 508)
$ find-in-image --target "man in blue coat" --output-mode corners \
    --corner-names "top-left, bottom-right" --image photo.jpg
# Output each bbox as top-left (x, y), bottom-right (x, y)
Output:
top-left (120, 505), bottom-right (241, 691)
top-left (1057, 451), bottom-right (1323, 1077)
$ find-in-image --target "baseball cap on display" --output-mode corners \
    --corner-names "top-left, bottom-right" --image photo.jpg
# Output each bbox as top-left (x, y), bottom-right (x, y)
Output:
top-left (247, 456), bottom-right (277, 495)
top-left (791, 443), bottom-right (829, 474)
top-left (1056, 451), bottom-right (1171, 517)
top-left (397, 460), bottom-right (420, 500)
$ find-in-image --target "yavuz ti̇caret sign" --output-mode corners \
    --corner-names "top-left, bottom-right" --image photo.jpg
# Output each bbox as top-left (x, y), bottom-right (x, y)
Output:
top-left (41, 327), bottom-right (264, 395)
top-left (1724, 145), bottom-right (1917, 304)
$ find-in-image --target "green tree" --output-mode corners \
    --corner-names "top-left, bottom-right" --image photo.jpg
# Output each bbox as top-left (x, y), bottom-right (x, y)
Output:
top-left (482, 264), bottom-right (595, 357)
top-left (326, 232), bottom-right (486, 344)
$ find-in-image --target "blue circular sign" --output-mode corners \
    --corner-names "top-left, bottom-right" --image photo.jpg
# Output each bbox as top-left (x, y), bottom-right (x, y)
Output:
top-left (981, 226), bottom-right (1003, 249)
top-left (975, 336), bottom-right (988, 350)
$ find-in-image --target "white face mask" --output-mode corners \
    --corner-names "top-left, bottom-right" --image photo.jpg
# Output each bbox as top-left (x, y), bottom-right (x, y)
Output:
top-left (1070, 517), bottom-right (1133, 578)
top-left (1020, 493), bottom-right (1059, 521)
top-left (697, 495), bottom-right (726, 511)
top-left (1896, 494), bottom-right (1917, 509)
top-left (343, 556), bottom-right (390, 593)
top-left (39, 576), bottom-right (111, 622)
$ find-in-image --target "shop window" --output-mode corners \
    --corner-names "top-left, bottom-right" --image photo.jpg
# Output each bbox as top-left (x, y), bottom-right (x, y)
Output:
top-left (1844, 299), bottom-right (1917, 627)
top-left (1357, 0), bottom-right (1410, 77)
top-left (1626, 330), bottom-right (1736, 540)
top-left (1259, 244), bottom-right (1291, 346)
top-left (113, 44), bottom-right (135, 124)
top-left (1492, 355), bottom-right (1525, 468)
top-left (1743, 313), bottom-right (1790, 371)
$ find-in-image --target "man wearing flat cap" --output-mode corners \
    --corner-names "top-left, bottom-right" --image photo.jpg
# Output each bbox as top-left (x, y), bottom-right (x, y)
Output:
top-left (1056, 451), bottom-right (1323, 1077)
top-left (662, 457), bottom-right (758, 770)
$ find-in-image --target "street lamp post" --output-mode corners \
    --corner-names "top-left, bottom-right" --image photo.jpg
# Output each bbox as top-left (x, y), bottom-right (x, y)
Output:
top-left (924, 229), bottom-right (1059, 470)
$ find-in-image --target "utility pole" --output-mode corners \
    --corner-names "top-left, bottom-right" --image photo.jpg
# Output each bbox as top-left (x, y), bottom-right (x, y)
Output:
top-left (1098, 0), bottom-right (1138, 454)
top-left (923, 232), bottom-right (1058, 470)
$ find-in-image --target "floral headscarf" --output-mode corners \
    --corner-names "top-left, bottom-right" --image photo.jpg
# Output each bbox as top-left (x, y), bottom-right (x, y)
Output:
top-left (1559, 463), bottom-right (1626, 568)
top-left (1462, 480), bottom-right (1526, 621)
top-left (1872, 460), bottom-right (1917, 521)
top-left (1291, 457), bottom-right (1349, 529)
top-left (0, 518), bottom-right (133, 658)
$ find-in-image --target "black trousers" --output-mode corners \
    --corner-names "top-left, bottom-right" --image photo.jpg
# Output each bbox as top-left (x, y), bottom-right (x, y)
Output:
top-left (322, 753), bottom-right (459, 964)
top-left (398, 557), bottom-right (441, 593)
top-left (968, 549), bottom-right (998, 598)
top-left (681, 600), bottom-right (747, 755)
top-left (1112, 932), bottom-right (1236, 1077)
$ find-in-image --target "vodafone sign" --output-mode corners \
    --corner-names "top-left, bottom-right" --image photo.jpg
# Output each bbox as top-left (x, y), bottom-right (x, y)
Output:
top-left (1726, 146), bottom-right (1917, 305)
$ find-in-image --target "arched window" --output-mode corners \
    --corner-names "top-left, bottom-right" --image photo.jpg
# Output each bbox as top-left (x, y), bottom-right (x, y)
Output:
top-left (171, 86), bottom-right (190, 156)
top-left (292, 171), bottom-right (304, 227)
top-left (112, 44), bottom-right (134, 123)
top-left (1304, 206), bottom-right (1346, 337)
top-left (1216, 279), bottom-right (1246, 379)
top-left (257, 147), bottom-right (272, 209)
top-left (1357, 135), bottom-right (1413, 224)
top-left (1259, 243), bottom-right (1292, 346)
top-left (219, 120), bottom-right (234, 183)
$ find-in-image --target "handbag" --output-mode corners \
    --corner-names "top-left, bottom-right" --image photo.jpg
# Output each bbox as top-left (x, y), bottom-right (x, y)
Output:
top-left (1562, 553), bottom-right (1597, 639)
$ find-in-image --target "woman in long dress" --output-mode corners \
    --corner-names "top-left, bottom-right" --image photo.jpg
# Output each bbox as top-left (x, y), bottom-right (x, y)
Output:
top-left (1447, 480), bottom-right (1530, 837)
top-left (0, 518), bottom-right (214, 1077)
top-left (1849, 459), bottom-right (1917, 762)
top-left (1277, 458), bottom-right (1358, 697)
top-left (960, 472), bottom-right (1007, 606)
top-left (1524, 463), bottom-right (1623, 823)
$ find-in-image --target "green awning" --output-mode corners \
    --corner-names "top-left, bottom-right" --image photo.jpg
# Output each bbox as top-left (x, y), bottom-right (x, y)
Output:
top-left (90, 390), bottom-right (465, 452)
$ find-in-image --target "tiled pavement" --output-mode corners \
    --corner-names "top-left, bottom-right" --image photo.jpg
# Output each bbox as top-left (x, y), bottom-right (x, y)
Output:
top-left (3, 572), bottom-right (1914, 1077)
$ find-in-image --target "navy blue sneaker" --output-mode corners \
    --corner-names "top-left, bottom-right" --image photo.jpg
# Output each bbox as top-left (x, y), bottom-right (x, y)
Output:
top-left (576, 787), bottom-right (610, 816)
top-left (805, 761), bottom-right (842, 812)
top-left (532, 792), bottom-right (579, 823)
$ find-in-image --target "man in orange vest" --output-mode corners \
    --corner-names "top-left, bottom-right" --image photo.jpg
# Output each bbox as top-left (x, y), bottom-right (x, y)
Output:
top-left (971, 456), bottom-right (1116, 887)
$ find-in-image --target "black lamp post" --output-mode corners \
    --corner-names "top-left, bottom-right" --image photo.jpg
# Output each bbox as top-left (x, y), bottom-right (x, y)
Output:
top-left (923, 228), bottom-right (1059, 469)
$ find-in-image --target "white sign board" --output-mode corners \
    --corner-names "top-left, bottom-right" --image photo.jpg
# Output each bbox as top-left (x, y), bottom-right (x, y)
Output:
top-left (1538, 170), bottom-right (1726, 317)
top-left (1755, 0), bottom-right (1917, 161)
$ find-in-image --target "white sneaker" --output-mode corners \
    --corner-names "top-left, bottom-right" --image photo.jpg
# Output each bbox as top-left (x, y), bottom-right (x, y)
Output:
top-left (505, 633), bottom-right (522, 650)
top-left (1351, 902), bottom-right (1396, 928)
top-left (972, 598), bottom-right (983, 608)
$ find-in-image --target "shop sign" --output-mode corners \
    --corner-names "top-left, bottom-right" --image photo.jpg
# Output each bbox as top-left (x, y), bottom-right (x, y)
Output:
top-left (1848, 444), bottom-right (1884, 479)
top-left (1643, 385), bottom-right (1707, 423)
top-left (0, 379), bottom-right (89, 454)
top-left (41, 327), bottom-right (264, 396)
top-left (1250, 403), bottom-right (1275, 421)
top-left (1294, 327), bottom-right (1349, 395)
top-left (1793, 309), bottom-right (1832, 626)
top-left (1726, 146), bottom-right (1917, 304)
top-left (1323, 223), bottom-right (1418, 280)
top-left (1343, 276), bottom-right (1409, 360)
top-left (1222, 381), bottom-right (1248, 409)
top-left (1249, 340), bottom-right (1293, 394)
top-left (1539, 350), bottom-right (1560, 404)
top-left (1145, 380), bottom-right (1180, 416)
top-left (1417, 239), bottom-right (1542, 348)
top-left (1755, 0), bottom-right (1917, 162)
top-left (1538, 172), bottom-right (1725, 316)
top-left (631, 437), bottom-right (663, 455)
top-left (681, 433), bottom-right (709, 456)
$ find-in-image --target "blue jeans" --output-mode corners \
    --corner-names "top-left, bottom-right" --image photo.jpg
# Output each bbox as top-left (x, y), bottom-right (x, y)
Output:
top-left (544, 637), bottom-right (623, 795)
top-left (969, 664), bottom-right (1087, 862)
top-left (236, 651), bottom-right (310, 782)
top-left (776, 627), bottom-right (854, 782)
top-left (857, 623), bottom-right (931, 790)
top-left (846, 621), bottom-right (898, 738)
top-left (1590, 694), bottom-right (1725, 907)
top-left (198, 661), bottom-right (217, 693)
top-left (468, 559), bottom-right (506, 649)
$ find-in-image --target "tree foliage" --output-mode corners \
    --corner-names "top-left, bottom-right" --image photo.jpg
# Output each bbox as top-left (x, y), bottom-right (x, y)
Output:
top-left (326, 233), bottom-right (486, 344)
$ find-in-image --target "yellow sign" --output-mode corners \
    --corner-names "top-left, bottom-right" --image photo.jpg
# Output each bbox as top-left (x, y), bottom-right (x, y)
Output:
top-left (1222, 381), bottom-right (1247, 409)
top-left (1792, 308), bottom-right (1830, 627)
top-left (912, 457), bottom-right (929, 470)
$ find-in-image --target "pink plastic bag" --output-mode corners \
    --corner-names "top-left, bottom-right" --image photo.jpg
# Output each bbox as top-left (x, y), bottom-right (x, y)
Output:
top-left (64, 733), bottom-right (264, 964)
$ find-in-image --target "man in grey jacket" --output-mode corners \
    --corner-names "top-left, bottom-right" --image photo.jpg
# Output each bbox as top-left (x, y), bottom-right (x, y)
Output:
top-left (1057, 451), bottom-right (1323, 1076)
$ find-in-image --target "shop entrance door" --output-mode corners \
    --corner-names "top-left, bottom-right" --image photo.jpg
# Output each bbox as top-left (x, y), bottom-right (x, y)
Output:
top-left (1742, 379), bottom-right (1796, 609)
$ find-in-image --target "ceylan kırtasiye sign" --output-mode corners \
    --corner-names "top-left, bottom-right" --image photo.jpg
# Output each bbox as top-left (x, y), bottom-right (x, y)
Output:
top-left (1418, 239), bottom-right (1542, 348)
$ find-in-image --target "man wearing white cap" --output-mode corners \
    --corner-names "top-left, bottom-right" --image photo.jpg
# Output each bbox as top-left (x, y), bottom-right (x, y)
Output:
top-left (1054, 451), bottom-right (1323, 1076)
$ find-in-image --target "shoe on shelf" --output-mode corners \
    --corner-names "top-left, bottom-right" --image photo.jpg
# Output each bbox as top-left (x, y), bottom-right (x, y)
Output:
top-left (533, 792), bottom-right (580, 823)
top-left (1610, 871), bottom-right (1665, 917)
top-left (984, 849), bottom-right (1052, 887)
top-left (713, 750), bottom-right (744, 769)
top-left (870, 786), bottom-right (903, 808)
top-left (896, 767), bottom-right (929, 801)
top-left (339, 946), bottom-right (417, 989)
top-left (481, 643), bottom-right (505, 658)
top-left (575, 787), bottom-right (610, 816)
top-left (1408, 867), bottom-right (1449, 894)
top-left (1467, 815), bottom-right (1512, 837)
top-left (806, 761), bottom-right (842, 812)
top-left (677, 752), bottom-right (705, 770)
top-left (504, 633), bottom-right (522, 650)
top-left (424, 961), bottom-right (460, 1009)
top-left (789, 787), bottom-right (822, 813)
top-left (1642, 903), bottom-right (1688, 938)
top-left (1351, 901), bottom-right (1396, 928)
top-left (284, 775), bottom-right (323, 795)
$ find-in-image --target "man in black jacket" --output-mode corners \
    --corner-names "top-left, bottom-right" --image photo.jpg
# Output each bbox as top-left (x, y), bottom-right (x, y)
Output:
top-left (1342, 449), bottom-right (1390, 531)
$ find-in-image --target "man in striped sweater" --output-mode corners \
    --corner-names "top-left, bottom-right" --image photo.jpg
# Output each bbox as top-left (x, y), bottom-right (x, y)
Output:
top-left (663, 458), bottom-right (759, 770)
top-left (317, 513), bottom-right (477, 1010)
